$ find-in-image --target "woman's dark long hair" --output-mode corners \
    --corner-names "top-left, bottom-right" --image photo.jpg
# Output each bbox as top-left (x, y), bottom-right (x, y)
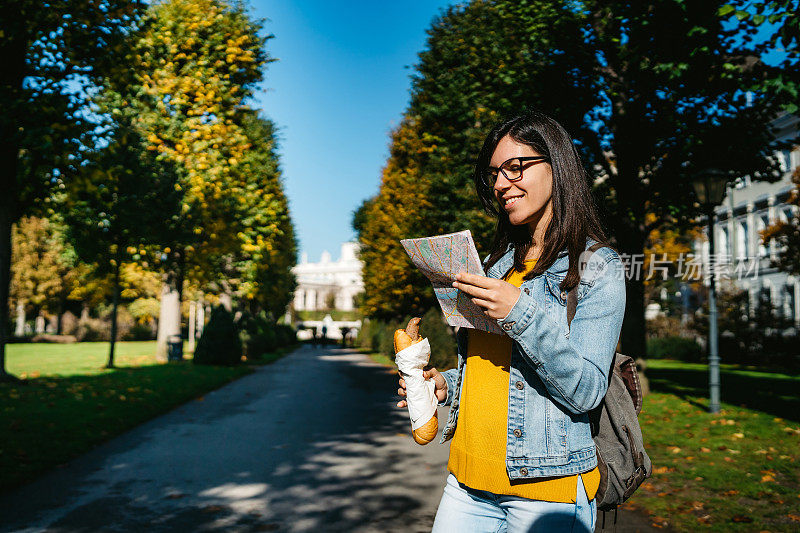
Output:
top-left (474, 110), bottom-right (614, 292)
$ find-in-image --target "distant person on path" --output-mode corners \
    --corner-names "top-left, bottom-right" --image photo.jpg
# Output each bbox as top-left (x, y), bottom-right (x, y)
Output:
top-left (397, 111), bottom-right (626, 532)
top-left (321, 325), bottom-right (328, 346)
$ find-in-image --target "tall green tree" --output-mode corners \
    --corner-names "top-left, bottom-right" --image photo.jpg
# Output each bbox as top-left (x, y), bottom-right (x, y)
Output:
top-left (580, 0), bottom-right (786, 358)
top-left (0, 0), bottom-right (144, 380)
top-left (357, 0), bottom-right (597, 320)
top-left (232, 111), bottom-right (297, 319)
top-left (63, 111), bottom-right (182, 368)
top-left (357, 0), bottom-right (793, 363)
top-left (10, 216), bottom-right (82, 334)
top-left (104, 0), bottom-right (278, 359)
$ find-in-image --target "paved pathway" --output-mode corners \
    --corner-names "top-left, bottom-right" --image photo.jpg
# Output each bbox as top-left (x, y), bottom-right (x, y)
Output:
top-left (0, 345), bottom-right (661, 532)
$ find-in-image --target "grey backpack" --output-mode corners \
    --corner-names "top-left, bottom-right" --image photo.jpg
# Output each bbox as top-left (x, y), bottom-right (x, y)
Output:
top-left (567, 243), bottom-right (652, 515)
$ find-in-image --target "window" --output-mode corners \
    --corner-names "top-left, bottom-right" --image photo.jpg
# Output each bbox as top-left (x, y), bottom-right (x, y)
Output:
top-left (778, 149), bottom-right (793, 172)
top-left (717, 226), bottom-right (729, 257)
top-left (736, 219), bottom-right (748, 259)
top-left (756, 215), bottom-right (768, 258)
top-left (784, 284), bottom-right (796, 322)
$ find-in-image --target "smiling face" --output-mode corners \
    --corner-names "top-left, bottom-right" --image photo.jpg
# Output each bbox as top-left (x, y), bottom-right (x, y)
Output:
top-left (491, 135), bottom-right (553, 231)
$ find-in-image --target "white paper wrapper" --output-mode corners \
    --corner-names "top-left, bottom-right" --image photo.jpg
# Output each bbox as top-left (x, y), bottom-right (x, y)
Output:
top-left (394, 337), bottom-right (437, 431)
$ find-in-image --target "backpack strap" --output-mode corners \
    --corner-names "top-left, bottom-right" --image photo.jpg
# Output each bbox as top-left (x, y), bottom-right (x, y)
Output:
top-left (566, 242), bottom-right (607, 328)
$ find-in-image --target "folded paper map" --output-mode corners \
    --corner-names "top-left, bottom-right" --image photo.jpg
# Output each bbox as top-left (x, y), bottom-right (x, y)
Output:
top-left (400, 230), bottom-right (503, 334)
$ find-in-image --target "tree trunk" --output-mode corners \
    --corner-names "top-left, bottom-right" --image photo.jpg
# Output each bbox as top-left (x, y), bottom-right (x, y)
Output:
top-left (0, 3), bottom-right (25, 383)
top-left (107, 261), bottom-right (121, 368)
top-left (155, 273), bottom-right (181, 363)
top-left (219, 292), bottom-right (232, 312)
top-left (56, 298), bottom-right (65, 335)
top-left (0, 204), bottom-right (17, 382)
top-left (14, 300), bottom-right (25, 337)
top-left (197, 302), bottom-right (206, 338)
top-left (611, 150), bottom-right (650, 394)
top-left (188, 300), bottom-right (196, 353)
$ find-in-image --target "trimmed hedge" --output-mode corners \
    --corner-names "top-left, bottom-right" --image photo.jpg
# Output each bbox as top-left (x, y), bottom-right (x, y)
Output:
top-left (193, 306), bottom-right (242, 366)
top-left (647, 335), bottom-right (704, 363)
top-left (358, 309), bottom-right (458, 371)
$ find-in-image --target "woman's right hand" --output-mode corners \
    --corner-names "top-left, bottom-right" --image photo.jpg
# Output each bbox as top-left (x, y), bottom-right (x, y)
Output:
top-left (397, 368), bottom-right (447, 408)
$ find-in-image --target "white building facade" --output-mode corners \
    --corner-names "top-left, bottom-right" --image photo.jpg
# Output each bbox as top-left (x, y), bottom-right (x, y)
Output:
top-left (694, 113), bottom-right (800, 325)
top-left (291, 242), bottom-right (364, 340)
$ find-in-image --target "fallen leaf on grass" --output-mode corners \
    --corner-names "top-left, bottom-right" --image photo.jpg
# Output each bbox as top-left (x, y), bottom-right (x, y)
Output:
top-left (732, 432), bottom-right (744, 439)
top-left (723, 490), bottom-right (739, 496)
top-left (761, 474), bottom-right (775, 483)
top-left (700, 447), bottom-right (711, 453)
top-left (697, 515), bottom-right (712, 524)
top-left (731, 515), bottom-right (753, 523)
top-left (653, 466), bottom-right (673, 474)
top-left (788, 514), bottom-right (800, 522)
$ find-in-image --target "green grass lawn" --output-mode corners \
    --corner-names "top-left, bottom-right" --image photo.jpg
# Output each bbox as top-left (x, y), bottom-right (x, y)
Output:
top-left (0, 341), bottom-right (295, 494)
top-left (625, 359), bottom-right (800, 531)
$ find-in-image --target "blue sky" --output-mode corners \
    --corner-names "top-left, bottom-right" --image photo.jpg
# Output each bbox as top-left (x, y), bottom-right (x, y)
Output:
top-left (248, 1), bottom-right (454, 262)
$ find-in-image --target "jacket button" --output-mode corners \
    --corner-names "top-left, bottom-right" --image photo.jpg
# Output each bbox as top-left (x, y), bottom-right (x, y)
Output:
top-left (502, 323), bottom-right (513, 331)
top-left (515, 381), bottom-right (524, 390)
top-left (523, 287), bottom-right (530, 295)
top-left (513, 428), bottom-right (522, 438)
top-left (560, 290), bottom-right (567, 300)
top-left (520, 467), bottom-right (529, 476)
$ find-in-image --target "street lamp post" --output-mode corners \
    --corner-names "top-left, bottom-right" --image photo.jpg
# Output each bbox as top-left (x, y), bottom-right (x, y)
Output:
top-left (692, 169), bottom-right (731, 414)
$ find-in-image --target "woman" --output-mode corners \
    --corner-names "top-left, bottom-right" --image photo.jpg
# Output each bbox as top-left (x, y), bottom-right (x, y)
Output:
top-left (397, 110), bottom-right (626, 532)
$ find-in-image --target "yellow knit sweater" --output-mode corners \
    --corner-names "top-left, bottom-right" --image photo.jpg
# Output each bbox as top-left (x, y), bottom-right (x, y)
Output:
top-left (447, 259), bottom-right (600, 502)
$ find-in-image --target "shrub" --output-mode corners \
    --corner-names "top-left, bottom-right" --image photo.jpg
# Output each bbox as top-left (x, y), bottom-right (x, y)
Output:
top-left (193, 306), bottom-right (242, 366)
top-left (238, 312), bottom-right (298, 360)
top-left (378, 319), bottom-right (402, 358)
top-left (356, 319), bottom-right (376, 350)
top-left (647, 335), bottom-right (704, 362)
top-left (357, 319), bottom-right (393, 353)
top-left (275, 324), bottom-right (296, 347)
top-left (124, 323), bottom-right (155, 341)
top-left (76, 317), bottom-right (109, 342)
top-left (421, 308), bottom-right (457, 370)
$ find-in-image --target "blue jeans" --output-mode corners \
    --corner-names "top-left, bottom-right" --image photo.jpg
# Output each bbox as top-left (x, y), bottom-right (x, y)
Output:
top-left (431, 473), bottom-right (596, 533)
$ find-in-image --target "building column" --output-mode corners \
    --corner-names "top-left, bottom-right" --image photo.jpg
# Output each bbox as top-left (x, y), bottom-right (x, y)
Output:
top-left (188, 301), bottom-right (196, 352)
top-left (14, 301), bottom-right (25, 337)
top-left (727, 185), bottom-right (737, 260)
top-left (746, 202), bottom-right (755, 263)
top-left (794, 279), bottom-right (800, 328)
top-left (306, 289), bottom-right (317, 311)
top-left (768, 195), bottom-right (778, 261)
top-left (294, 289), bottom-right (305, 311)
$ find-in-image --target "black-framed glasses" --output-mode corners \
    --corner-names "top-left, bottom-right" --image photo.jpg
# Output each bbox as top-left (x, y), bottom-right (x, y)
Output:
top-left (482, 156), bottom-right (549, 188)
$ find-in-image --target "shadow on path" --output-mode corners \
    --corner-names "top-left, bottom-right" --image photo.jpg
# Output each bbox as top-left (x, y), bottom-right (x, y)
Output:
top-left (0, 346), bottom-right (666, 532)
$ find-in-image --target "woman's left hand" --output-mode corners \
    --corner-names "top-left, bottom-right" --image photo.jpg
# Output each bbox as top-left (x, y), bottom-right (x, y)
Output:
top-left (452, 272), bottom-right (521, 320)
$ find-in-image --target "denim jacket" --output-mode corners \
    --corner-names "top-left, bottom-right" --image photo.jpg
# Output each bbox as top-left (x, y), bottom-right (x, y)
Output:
top-left (438, 238), bottom-right (626, 480)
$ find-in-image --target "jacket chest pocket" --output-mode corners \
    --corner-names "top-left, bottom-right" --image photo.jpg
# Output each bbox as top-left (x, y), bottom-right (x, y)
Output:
top-left (544, 274), bottom-right (569, 336)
